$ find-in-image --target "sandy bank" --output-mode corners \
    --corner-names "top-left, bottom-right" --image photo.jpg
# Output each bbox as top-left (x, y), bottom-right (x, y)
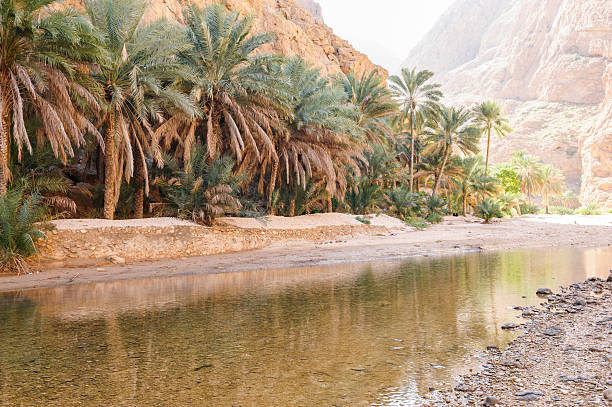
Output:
top-left (423, 275), bottom-right (612, 406)
top-left (0, 214), bottom-right (610, 293)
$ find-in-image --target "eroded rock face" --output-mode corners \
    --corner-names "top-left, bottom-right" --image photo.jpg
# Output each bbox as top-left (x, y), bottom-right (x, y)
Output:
top-left (403, 0), bottom-right (611, 204)
top-left (67, 0), bottom-right (382, 77)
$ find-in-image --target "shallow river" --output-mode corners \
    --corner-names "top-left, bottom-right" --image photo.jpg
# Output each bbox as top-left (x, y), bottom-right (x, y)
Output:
top-left (1, 247), bottom-right (611, 406)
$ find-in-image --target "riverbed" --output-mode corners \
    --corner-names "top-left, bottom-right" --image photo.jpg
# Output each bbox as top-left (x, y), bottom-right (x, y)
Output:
top-left (1, 247), bottom-right (611, 406)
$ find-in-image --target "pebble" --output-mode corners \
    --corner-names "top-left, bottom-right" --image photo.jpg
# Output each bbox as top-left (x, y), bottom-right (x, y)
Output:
top-left (536, 288), bottom-right (553, 295)
top-left (541, 327), bottom-right (562, 336)
top-left (483, 395), bottom-right (500, 406)
top-left (501, 323), bottom-right (518, 330)
top-left (604, 388), bottom-right (612, 400)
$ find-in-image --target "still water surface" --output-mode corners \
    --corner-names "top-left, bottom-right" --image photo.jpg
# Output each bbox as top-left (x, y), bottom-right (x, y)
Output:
top-left (1, 247), bottom-right (612, 406)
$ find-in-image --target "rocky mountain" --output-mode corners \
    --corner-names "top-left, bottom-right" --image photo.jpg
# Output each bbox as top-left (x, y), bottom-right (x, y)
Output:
top-left (66, 0), bottom-right (382, 78)
top-left (403, 0), bottom-right (611, 206)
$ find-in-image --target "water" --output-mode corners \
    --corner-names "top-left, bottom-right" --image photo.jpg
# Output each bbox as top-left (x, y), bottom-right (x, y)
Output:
top-left (1, 247), bottom-right (611, 406)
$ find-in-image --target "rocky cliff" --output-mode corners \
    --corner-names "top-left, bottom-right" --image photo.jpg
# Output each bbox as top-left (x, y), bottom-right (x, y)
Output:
top-left (68, 0), bottom-right (381, 78)
top-left (403, 0), bottom-right (611, 205)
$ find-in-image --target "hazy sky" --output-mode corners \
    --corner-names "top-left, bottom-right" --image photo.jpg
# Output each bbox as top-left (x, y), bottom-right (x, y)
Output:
top-left (316, 0), bottom-right (456, 72)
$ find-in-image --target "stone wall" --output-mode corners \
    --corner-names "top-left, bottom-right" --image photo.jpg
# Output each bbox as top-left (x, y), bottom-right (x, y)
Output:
top-left (37, 224), bottom-right (388, 267)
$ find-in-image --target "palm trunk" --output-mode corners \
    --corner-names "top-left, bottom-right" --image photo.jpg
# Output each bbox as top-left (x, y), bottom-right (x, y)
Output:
top-left (544, 192), bottom-right (549, 214)
top-left (103, 111), bottom-right (117, 220)
top-left (327, 197), bottom-right (332, 213)
top-left (289, 197), bottom-right (295, 217)
top-left (485, 127), bottom-right (491, 175)
top-left (409, 110), bottom-right (415, 193)
top-left (133, 147), bottom-right (144, 219)
top-left (0, 112), bottom-right (9, 197)
top-left (432, 147), bottom-right (450, 196)
top-left (462, 195), bottom-right (467, 217)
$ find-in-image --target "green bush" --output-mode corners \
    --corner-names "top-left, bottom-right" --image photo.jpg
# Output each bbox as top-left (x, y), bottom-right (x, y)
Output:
top-left (355, 216), bottom-right (371, 225)
top-left (426, 213), bottom-right (443, 224)
top-left (520, 203), bottom-right (542, 215)
top-left (405, 217), bottom-right (428, 230)
top-left (576, 203), bottom-right (602, 216)
top-left (0, 189), bottom-right (47, 274)
top-left (474, 198), bottom-right (504, 223)
top-left (549, 206), bottom-right (574, 215)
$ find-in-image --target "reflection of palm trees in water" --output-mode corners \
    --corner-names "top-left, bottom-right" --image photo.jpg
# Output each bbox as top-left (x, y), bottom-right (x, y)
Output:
top-left (2, 248), bottom-right (611, 405)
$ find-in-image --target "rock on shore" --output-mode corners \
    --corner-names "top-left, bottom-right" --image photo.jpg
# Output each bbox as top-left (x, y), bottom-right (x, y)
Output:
top-left (423, 275), bottom-right (612, 406)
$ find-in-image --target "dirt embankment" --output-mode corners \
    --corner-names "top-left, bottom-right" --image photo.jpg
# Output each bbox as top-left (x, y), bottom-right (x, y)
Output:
top-left (423, 275), bottom-right (612, 406)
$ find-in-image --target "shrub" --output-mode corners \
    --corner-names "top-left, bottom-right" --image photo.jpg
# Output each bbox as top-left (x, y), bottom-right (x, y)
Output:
top-left (474, 198), bottom-right (503, 223)
top-left (576, 203), bottom-right (602, 216)
top-left (549, 206), bottom-right (574, 215)
top-left (0, 189), bottom-right (47, 274)
top-left (519, 203), bottom-right (542, 215)
top-left (163, 146), bottom-right (243, 225)
top-left (355, 216), bottom-right (371, 225)
top-left (426, 213), bottom-right (443, 224)
top-left (385, 187), bottom-right (422, 220)
top-left (405, 216), bottom-right (428, 230)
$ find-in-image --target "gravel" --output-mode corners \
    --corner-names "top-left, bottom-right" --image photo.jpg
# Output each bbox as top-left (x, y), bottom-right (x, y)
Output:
top-left (422, 277), bottom-right (612, 406)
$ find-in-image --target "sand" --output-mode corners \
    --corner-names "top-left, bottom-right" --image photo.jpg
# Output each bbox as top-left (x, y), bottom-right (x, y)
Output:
top-left (1, 214), bottom-right (610, 293)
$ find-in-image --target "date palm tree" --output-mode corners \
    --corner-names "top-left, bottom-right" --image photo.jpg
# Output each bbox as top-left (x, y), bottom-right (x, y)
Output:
top-left (425, 106), bottom-right (480, 195)
top-left (472, 101), bottom-right (511, 174)
top-left (510, 151), bottom-right (544, 205)
top-left (389, 68), bottom-right (442, 192)
top-left (539, 164), bottom-right (564, 213)
top-left (0, 0), bottom-right (102, 196)
top-left (156, 3), bottom-right (290, 172)
top-left (85, 0), bottom-right (197, 219)
top-left (273, 57), bottom-right (362, 214)
top-left (336, 69), bottom-right (397, 142)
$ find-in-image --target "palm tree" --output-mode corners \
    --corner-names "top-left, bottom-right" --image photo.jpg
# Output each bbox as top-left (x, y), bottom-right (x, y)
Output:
top-left (336, 70), bottom-right (397, 142)
top-left (157, 3), bottom-right (290, 172)
top-left (472, 101), bottom-right (511, 174)
top-left (539, 164), bottom-right (564, 213)
top-left (0, 0), bottom-right (102, 195)
top-left (425, 106), bottom-right (480, 195)
top-left (85, 0), bottom-right (196, 219)
top-left (274, 57), bottom-right (362, 214)
top-left (389, 68), bottom-right (442, 192)
top-left (510, 151), bottom-right (544, 205)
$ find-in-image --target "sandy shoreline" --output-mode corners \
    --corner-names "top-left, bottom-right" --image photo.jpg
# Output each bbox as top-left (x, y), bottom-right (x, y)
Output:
top-left (1, 215), bottom-right (611, 293)
top-left (423, 276), bottom-right (612, 406)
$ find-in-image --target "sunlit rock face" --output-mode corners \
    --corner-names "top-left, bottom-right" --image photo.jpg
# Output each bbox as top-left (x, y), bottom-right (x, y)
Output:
top-left (403, 0), bottom-right (611, 204)
top-left (66, 0), bottom-right (383, 78)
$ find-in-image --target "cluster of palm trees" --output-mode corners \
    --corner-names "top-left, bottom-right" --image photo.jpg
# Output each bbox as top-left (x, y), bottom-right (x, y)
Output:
top-left (1, 0), bottom-right (567, 224)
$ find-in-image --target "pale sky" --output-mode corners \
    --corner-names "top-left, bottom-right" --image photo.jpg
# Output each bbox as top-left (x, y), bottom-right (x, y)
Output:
top-left (316, 0), bottom-right (456, 73)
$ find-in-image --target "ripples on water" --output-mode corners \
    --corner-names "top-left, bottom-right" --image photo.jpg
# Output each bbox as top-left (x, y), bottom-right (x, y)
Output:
top-left (1, 247), bottom-right (611, 406)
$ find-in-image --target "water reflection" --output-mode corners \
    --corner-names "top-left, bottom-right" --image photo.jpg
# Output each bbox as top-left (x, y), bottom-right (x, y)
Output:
top-left (0, 247), bottom-right (611, 406)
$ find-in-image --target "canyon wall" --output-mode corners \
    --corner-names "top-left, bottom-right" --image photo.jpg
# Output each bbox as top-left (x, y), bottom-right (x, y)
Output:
top-left (403, 0), bottom-right (611, 205)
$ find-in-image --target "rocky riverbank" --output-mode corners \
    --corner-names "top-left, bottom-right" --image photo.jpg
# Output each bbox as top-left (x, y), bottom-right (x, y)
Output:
top-left (423, 274), bottom-right (612, 406)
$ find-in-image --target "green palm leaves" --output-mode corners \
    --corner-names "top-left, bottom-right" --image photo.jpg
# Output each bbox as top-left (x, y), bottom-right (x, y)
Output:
top-left (472, 101), bottom-right (512, 174)
top-left (0, 0), bottom-right (102, 195)
top-left (389, 68), bottom-right (442, 192)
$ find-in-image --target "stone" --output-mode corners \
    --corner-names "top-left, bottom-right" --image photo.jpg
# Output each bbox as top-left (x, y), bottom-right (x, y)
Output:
top-left (483, 395), bottom-right (500, 406)
top-left (536, 288), bottom-right (553, 296)
top-left (542, 327), bottom-right (562, 336)
top-left (108, 255), bottom-right (126, 265)
top-left (455, 384), bottom-right (473, 392)
top-left (501, 323), bottom-right (518, 330)
top-left (604, 388), bottom-right (612, 401)
top-left (574, 298), bottom-right (587, 306)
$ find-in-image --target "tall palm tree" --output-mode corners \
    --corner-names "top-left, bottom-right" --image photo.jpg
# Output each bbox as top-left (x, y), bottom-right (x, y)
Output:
top-left (510, 151), bottom-right (544, 205)
top-left (336, 69), bottom-right (397, 142)
top-left (425, 106), bottom-right (480, 195)
top-left (539, 164), bottom-right (564, 213)
top-left (389, 68), bottom-right (442, 192)
top-left (85, 0), bottom-right (196, 219)
top-left (472, 101), bottom-right (511, 174)
top-left (0, 0), bottom-right (102, 195)
top-left (274, 57), bottom-right (362, 214)
top-left (157, 3), bottom-right (290, 172)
